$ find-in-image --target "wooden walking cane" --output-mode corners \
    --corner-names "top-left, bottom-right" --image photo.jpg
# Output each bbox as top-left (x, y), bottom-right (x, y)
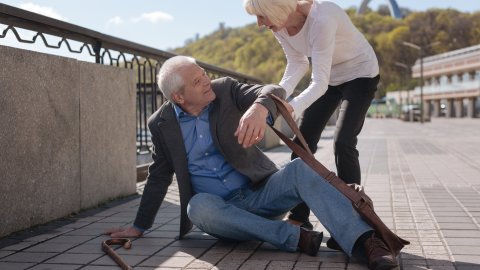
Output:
top-left (267, 94), bottom-right (409, 258)
top-left (102, 238), bottom-right (133, 270)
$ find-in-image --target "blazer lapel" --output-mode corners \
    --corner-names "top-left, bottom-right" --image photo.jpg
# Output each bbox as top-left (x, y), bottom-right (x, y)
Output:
top-left (157, 105), bottom-right (188, 174)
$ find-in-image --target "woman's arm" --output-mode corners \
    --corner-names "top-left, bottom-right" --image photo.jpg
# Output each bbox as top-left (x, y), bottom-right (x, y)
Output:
top-left (289, 16), bottom-right (337, 115)
top-left (275, 33), bottom-right (310, 97)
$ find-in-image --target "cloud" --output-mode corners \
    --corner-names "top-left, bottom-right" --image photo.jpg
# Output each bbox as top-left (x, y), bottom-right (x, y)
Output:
top-left (133, 11), bottom-right (173, 23)
top-left (107, 16), bottom-right (124, 25)
top-left (18, 2), bottom-right (67, 21)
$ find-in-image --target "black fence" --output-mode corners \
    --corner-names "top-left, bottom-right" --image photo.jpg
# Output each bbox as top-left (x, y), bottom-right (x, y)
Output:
top-left (0, 3), bottom-right (261, 154)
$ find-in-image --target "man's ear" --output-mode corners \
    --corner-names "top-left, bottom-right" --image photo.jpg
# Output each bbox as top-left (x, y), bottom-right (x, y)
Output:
top-left (171, 92), bottom-right (184, 104)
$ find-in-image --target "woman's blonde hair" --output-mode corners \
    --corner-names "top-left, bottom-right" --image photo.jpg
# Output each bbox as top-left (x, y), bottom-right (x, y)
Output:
top-left (243, 0), bottom-right (297, 27)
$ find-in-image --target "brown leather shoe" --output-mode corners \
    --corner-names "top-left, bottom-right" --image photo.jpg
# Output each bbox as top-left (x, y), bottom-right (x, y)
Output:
top-left (364, 234), bottom-right (398, 270)
top-left (297, 227), bottom-right (323, 256)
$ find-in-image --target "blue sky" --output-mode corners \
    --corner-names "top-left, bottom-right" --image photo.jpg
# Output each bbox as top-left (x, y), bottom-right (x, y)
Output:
top-left (1, 0), bottom-right (479, 53)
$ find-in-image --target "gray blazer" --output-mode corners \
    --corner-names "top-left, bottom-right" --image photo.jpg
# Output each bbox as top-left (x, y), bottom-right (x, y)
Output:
top-left (134, 77), bottom-right (286, 238)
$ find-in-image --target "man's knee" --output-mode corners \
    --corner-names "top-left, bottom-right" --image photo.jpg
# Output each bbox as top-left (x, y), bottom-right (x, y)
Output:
top-left (288, 158), bottom-right (318, 184)
top-left (291, 158), bottom-right (312, 172)
top-left (187, 193), bottom-right (221, 225)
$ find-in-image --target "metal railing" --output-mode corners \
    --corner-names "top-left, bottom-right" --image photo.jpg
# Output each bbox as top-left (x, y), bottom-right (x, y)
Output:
top-left (0, 3), bottom-right (261, 153)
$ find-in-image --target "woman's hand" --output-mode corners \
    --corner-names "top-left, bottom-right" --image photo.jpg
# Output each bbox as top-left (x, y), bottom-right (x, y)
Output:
top-left (235, 103), bottom-right (269, 148)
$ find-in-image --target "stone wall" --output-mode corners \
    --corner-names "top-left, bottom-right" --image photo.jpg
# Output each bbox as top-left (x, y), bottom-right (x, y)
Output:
top-left (0, 46), bottom-right (137, 237)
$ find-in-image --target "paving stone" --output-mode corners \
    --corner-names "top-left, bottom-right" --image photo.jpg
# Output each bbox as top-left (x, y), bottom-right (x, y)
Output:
top-left (0, 252), bottom-right (58, 263)
top-left (169, 239), bottom-right (217, 248)
top-left (0, 262), bottom-right (35, 270)
top-left (46, 235), bottom-right (95, 244)
top-left (65, 244), bottom-right (104, 254)
top-left (154, 246), bottom-right (208, 257)
top-left (294, 261), bottom-right (321, 269)
top-left (438, 223), bottom-right (478, 230)
top-left (83, 235), bottom-right (112, 245)
top-left (0, 250), bottom-right (14, 259)
top-left (131, 237), bottom-right (173, 246)
top-left (24, 242), bottom-right (77, 253)
top-left (434, 217), bottom-right (475, 223)
top-left (90, 254), bottom-right (147, 266)
top-left (445, 238), bottom-right (480, 246)
top-left (321, 263), bottom-right (347, 270)
top-left (238, 259), bottom-right (270, 270)
top-left (221, 251), bottom-right (254, 261)
top-left (0, 241), bottom-right (38, 251)
top-left (427, 258), bottom-right (454, 266)
top-left (143, 230), bottom-right (179, 238)
top-left (250, 250), bottom-right (300, 261)
top-left (185, 258), bottom-right (218, 268)
top-left (454, 256), bottom-right (480, 269)
top-left (266, 260), bottom-right (296, 270)
top-left (345, 263), bottom-right (369, 269)
top-left (45, 253), bottom-right (102, 264)
top-left (196, 252), bottom-right (226, 264)
top-left (449, 245), bottom-right (480, 255)
top-left (29, 263), bottom-right (82, 270)
top-left (213, 261), bottom-right (244, 269)
top-left (81, 266), bottom-right (124, 270)
top-left (442, 230), bottom-right (480, 238)
top-left (297, 251), bottom-right (348, 262)
top-left (139, 255), bottom-right (195, 267)
top-left (114, 243), bottom-right (164, 256)
top-left (403, 259), bottom-right (427, 266)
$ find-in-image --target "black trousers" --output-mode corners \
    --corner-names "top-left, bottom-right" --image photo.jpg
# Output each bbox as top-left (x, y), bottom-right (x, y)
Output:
top-left (289, 75), bottom-right (380, 223)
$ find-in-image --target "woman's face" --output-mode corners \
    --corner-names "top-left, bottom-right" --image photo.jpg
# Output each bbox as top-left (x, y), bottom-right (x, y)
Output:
top-left (256, 15), bottom-right (285, 32)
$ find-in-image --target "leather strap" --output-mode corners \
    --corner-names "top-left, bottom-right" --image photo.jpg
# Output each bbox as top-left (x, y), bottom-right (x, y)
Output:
top-left (267, 94), bottom-right (409, 256)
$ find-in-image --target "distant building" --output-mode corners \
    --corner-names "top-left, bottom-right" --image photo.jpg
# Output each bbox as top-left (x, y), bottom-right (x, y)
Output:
top-left (411, 44), bottom-right (480, 118)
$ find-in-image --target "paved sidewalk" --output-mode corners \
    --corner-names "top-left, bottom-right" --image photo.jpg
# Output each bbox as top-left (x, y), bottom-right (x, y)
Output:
top-left (1, 118), bottom-right (480, 270)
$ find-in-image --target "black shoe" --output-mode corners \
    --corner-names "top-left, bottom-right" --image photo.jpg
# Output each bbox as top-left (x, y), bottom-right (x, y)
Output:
top-left (326, 237), bottom-right (342, 251)
top-left (364, 234), bottom-right (398, 270)
top-left (300, 221), bottom-right (314, 230)
top-left (297, 227), bottom-right (323, 256)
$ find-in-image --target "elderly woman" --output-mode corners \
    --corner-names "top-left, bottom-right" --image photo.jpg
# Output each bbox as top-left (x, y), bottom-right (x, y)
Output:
top-left (237, 0), bottom-right (380, 246)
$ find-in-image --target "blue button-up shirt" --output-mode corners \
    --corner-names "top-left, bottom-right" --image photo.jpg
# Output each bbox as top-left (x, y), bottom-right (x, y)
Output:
top-left (173, 104), bottom-right (250, 199)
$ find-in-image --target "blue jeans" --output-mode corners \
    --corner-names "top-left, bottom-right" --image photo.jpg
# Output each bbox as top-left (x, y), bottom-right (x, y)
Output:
top-left (187, 159), bottom-right (372, 256)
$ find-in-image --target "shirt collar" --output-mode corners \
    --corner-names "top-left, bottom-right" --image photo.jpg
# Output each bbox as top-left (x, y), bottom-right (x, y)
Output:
top-left (173, 103), bottom-right (212, 120)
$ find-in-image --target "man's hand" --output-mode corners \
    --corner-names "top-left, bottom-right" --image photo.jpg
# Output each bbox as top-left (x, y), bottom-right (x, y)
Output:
top-left (104, 226), bottom-right (143, 238)
top-left (235, 103), bottom-right (269, 148)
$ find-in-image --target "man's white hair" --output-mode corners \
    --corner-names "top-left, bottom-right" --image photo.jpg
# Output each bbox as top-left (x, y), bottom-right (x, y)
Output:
top-left (243, 0), bottom-right (297, 27)
top-left (157, 56), bottom-right (197, 102)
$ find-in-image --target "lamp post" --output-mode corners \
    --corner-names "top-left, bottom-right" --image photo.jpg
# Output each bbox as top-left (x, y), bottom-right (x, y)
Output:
top-left (402, 41), bottom-right (424, 123)
top-left (394, 61), bottom-right (410, 113)
top-left (402, 41), bottom-right (440, 123)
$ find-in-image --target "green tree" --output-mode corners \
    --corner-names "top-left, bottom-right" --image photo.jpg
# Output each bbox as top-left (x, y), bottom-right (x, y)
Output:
top-left (174, 7), bottom-right (480, 98)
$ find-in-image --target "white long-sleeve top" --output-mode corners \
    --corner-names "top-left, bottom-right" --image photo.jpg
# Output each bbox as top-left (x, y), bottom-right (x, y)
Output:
top-left (274, 0), bottom-right (379, 115)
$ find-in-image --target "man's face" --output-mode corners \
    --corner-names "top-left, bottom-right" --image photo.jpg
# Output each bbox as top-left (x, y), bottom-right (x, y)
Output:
top-left (175, 63), bottom-right (216, 114)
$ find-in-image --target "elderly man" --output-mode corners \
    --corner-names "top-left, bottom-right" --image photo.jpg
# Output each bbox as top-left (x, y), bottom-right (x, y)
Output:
top-left (107, 56), bottom-right (397, 270)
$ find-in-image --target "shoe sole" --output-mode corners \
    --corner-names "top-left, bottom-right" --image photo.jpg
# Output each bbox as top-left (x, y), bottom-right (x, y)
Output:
top-left (370, 259), bottom-right (398, 270)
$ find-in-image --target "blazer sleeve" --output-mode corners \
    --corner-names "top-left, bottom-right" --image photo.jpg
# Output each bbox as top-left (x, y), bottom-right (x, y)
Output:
top-left (133, 118), bottom-right (174, 230)
top-left (225, 77), bottom-right (286, 119)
